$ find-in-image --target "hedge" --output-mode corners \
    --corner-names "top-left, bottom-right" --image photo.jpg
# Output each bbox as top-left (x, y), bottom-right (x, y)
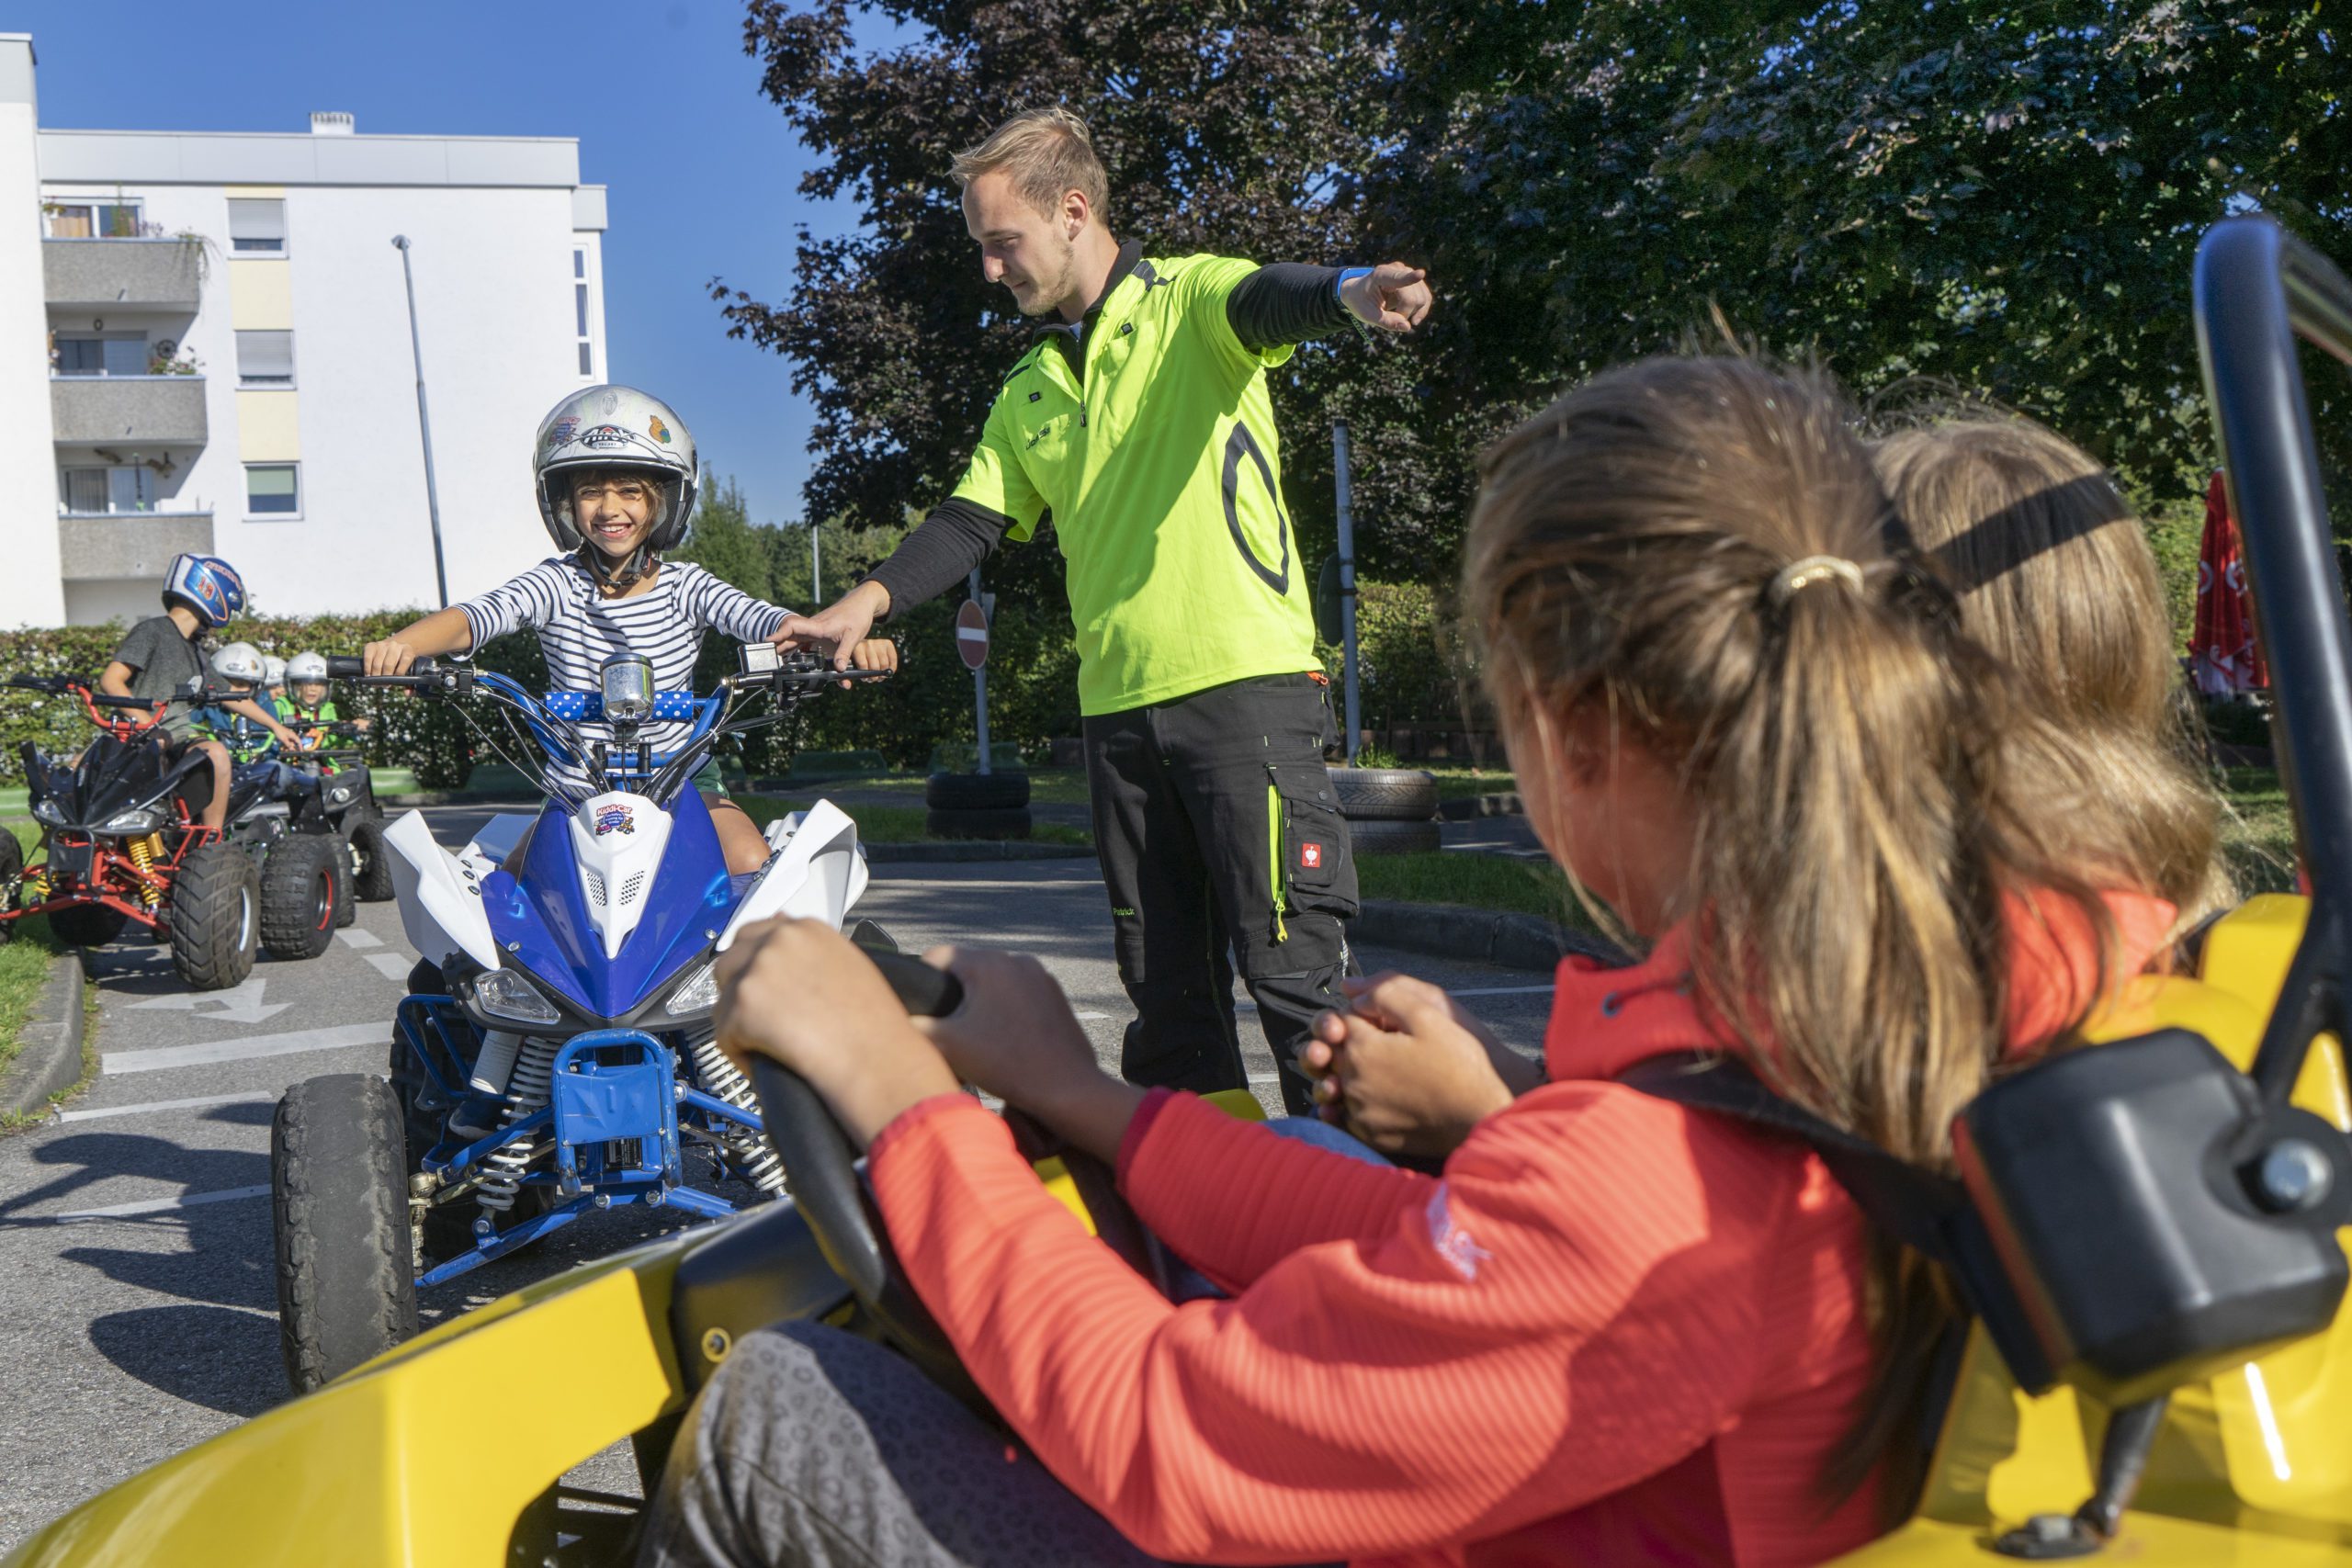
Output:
top-left (0, 581), bottom-right (1473, 789)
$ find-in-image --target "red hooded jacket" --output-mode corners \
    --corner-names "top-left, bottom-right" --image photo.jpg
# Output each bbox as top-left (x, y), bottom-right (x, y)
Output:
top-left (867, 894), bottom-right (2176, 1566)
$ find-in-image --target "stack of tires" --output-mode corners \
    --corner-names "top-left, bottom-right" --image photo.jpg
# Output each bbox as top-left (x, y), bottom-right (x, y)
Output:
top-left (925, 772), bottom-right (1032, 840)
top-left (1328, 766), bottom-right (1441, 855)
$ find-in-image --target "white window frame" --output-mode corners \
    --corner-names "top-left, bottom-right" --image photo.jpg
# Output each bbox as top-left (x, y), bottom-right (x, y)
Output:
top-left (52, 332), bottom-right (152, 378)
top-left (227, 197), bottom-right (288, 256)
top-left (43, 197), bottom-right (147, 240)
top-left (574, 249), bottom-right (594, 378)
top-left (244, 462), bottom-right (302, 521)
top-left (235, 329), bottom-right (298, 389)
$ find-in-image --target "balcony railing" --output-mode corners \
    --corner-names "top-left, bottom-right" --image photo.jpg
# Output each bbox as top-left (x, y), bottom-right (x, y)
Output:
top-left (42, 237), bottom-right (204, 310)
top-left (57, 511), bottom-right (216, 581)
top-left (51, 376), bottom-right (208, 447)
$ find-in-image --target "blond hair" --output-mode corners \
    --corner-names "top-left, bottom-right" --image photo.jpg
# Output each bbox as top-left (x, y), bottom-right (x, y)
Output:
top-left (1875, 417), bottom-right (2233, 924)
top-left (951, 107), bottom-right (1109, 223)
top-left (1462, 356), bottom-right (2116, 1513)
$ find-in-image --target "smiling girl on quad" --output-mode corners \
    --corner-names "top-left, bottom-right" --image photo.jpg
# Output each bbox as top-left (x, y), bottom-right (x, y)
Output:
top-left (360, 387), bottom-right (894, 874)
top-left (657, 356), bottom-right (2188, 1568)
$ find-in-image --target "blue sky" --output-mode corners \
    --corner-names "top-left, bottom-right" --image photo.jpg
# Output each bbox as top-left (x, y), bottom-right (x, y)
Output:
top-left (6, 0), bottom-right (892, 528)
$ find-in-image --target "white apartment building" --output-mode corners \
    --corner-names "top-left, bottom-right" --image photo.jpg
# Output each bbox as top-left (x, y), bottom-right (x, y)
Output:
top-left (0, 34), bottom-right (609, 628)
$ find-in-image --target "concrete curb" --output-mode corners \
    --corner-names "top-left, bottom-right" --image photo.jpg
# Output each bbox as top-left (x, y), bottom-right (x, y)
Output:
top-left (1353, 900), bottom-right (1627, 973)
top-left (866, 841), bottom-right (1096, 863)
top-left (2, 952), bottom-right (87, 1118)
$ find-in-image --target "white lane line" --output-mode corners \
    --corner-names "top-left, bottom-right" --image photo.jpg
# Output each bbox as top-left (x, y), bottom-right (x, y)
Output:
top-left (365, 952), bottom-right (414, 981)
top-left (57, 1090), bottom-right (273, 1123)
top-left (44, 1184), bottom-right (271, 1223)
top-left (1073, 1010), bottom-right (1113, 1021)
top-left (336, 928), bottom-right (384, 949)
top-left (105, 1021), bottom-right (383, 1076)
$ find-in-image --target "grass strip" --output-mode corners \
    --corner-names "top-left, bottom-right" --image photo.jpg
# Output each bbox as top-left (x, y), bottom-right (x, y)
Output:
top-left (0, 817), bottom-right (64, 1084)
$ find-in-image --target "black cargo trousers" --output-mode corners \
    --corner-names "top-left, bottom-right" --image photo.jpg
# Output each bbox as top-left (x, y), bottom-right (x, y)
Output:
top-left (1083, 671), bottom-right (1356, 1115)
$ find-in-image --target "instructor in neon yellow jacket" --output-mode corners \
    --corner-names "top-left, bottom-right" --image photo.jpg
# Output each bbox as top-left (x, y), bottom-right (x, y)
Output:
top-left (779, 107), bottom-right (1433, 1112)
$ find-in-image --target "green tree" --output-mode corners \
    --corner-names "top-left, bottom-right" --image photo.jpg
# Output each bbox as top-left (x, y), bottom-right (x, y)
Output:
top-left (677, 475), bottom-right (775, 599)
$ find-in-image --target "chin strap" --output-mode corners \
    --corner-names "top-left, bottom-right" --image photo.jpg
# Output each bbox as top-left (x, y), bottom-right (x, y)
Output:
top-left (580, 543), bottom-right (658, 599)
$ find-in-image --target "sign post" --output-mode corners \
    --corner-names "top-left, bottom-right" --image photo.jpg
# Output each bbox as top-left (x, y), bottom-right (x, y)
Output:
top-left (958, 572), bottom-right (991, 775)
top-left (1333, 422), bottom-right (1363, 764)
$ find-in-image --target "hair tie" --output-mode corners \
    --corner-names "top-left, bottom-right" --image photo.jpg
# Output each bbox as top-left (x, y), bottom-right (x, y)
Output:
top-left (1769, 554), bottom-right (1865, 608)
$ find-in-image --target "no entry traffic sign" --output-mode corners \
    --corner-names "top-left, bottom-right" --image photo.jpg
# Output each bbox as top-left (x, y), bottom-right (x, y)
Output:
top-left (956, 599), bottom-right (989, 670)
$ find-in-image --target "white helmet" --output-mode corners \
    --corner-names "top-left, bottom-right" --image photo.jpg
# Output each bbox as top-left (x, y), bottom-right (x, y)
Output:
top-left (262, 655), bottom-right (287, 688)
top-left (212, 641), bottom-right (265, 684)
top-left (532, 385), bottom-right (699, 555)
top-left (286, 650), bottom-right (328, 683)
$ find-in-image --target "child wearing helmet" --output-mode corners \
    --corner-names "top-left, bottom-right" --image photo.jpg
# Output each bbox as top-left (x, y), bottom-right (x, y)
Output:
top-left (190, 642), bottom-right (279, 762)
top-left (259, 654), bottom-right (288, 715)
top-left (363, 386), bottom-right (896, 875)
top-left (99, 555), bottom-right (299, 834)
top-left (275, 649), bottom-right (368, 756)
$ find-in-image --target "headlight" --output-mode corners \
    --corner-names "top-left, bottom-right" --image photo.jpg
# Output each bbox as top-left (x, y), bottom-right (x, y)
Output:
top-left (31, 798), bottom-right (66, 827)
top-left (601, 654), bottom-right (654, 725)
top-left (468, 967), bottom-right (561, 1028)
top-left (663, 959), bottom-right (718, 1020)
top-left (101, 806), bottom-right (164, 835)
top-left (326, 784), bottom-right (355, 806)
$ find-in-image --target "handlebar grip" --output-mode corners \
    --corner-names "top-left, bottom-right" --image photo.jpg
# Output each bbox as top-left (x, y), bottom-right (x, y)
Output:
top-left (323, 656), bottom-right (364, 679)
top-left (865, 949), bottom-right (965, 1017)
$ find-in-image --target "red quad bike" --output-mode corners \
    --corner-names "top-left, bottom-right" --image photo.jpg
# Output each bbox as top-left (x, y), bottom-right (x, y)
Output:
top-left (0, 675), bottom-right (345, 989)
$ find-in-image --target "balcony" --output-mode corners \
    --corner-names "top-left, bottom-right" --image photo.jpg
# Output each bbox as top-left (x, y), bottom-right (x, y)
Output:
top-left (57, 512), bottom-right (216, 581)
top-left (51, 376), bottom-right (208, 447)
top-left (42, 237), bottom-right (204, 310)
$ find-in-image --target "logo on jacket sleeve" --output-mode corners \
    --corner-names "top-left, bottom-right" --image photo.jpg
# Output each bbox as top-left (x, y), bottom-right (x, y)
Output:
top-left (1424, 1182), bottom-right (1492, 1282)
top-left (594, 803), bottom-right (635, 837)
top-left (1299, 841), bottom-right (1323, 870)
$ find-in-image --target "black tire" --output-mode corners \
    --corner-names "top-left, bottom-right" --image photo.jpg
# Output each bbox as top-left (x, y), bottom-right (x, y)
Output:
top-left (48, 900), bottom-right (127, 948)
top-left (325, 832), bottom-right (356, 929)
top-left (272, 1073), bottom-right (418, 1393)
top-left (925, 771), bottom-right (1031, 810)
top-left (1348, 817), bottom-right (1443, 856)
top-left (169, 842), bottom-right (259, 990)
top-left (925, 806), bottom-right (1032, 840)
top-left (260, 835), bottom-right (343, 961)
top-left (345, 811), bottom-right (396, 902)
top-left (1327, 766), bottom-right (1440, 822)
top-left (387, 1020), bottom-right (479, 1263)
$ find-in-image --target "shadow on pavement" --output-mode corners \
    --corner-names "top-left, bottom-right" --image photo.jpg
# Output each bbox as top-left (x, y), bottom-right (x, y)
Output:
top-left (88, 1303), bottom-right (285, 1419)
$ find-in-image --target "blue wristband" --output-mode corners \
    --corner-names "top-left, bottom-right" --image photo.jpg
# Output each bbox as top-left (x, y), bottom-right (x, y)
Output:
top-left (1335, 266), bottom-right (1374, 300)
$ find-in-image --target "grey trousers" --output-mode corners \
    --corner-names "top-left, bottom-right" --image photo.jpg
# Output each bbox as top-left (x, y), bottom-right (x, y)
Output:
top-left (636, 1322), bottom-right (1180, 1568)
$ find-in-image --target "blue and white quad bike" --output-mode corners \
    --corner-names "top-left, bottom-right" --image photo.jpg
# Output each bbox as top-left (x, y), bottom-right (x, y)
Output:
top-left (269, 644), bottom-right (889, 1393)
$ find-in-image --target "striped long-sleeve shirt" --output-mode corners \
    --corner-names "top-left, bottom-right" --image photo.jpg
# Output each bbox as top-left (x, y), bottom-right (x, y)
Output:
top-left (457, 556), bottom-right (786, 794)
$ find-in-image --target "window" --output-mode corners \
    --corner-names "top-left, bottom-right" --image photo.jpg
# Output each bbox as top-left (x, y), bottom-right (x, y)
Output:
top-left (53, 334), bottom-right (149, 377)
top-left (61, 466), bottom-right (156, 515)
top-left (227, 198), bottom-right (287, 254)
top-left (45, 200), bottom-right (145, 239)
top-left (246, 463), bottom-right (300, 516)
top-left (236, 330), bottom-right (295, 386)
top-left (574, 249), bottom-right (594, 378)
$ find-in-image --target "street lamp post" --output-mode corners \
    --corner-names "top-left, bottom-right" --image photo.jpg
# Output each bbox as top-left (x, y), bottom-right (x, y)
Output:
top-left (392, 235), bottom-right (451, 609)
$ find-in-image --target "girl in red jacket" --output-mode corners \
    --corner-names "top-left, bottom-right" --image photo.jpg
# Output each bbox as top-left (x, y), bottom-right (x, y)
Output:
top-left (646, 357), bottom-right (2171, 1568)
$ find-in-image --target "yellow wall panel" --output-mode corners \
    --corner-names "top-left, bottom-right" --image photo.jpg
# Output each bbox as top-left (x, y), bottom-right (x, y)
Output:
top-left (228, 259), bottom-right (292, 330)
top-left (237, 389), bottom-right (301, 462)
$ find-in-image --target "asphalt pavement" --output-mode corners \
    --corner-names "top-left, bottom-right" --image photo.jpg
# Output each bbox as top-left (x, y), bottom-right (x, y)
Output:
top-left (0, 802), bottom-right (1556, 1551)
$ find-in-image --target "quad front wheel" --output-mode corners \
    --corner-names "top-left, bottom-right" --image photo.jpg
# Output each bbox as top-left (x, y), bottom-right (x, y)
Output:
top-left (169, 842), bottom-right (258, 990)
top-left (260, 835), bottom-right (343, 961)
top-left (272, 1073), bottom-right (418, 1393)
top-left (345, 812), bottom-right (396, 902)
top-left (0, 833), bottom-right (18, 944)
top-left (49, 901), bottom-right (128, 949)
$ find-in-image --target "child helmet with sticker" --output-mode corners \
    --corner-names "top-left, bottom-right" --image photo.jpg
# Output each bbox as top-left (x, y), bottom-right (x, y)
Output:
top-left (163, 554), bottom-right (246, 628)
top-left (531, 385), bottom-right (700, 554)
top-left (286, 650), bottom-right (328, 683)
top-left (262, 655), bottom-right (287, 690)
top-left (211, 642), bottom-right (265, 684)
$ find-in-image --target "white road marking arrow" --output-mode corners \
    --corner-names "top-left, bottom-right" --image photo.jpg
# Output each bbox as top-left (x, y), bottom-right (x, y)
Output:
top-left (126, 975), bottom-right (290, 1027)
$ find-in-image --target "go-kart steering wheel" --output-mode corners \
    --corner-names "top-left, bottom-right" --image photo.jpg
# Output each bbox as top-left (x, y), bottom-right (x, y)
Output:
top-left (747, 947), bottom-right (1173, 1384)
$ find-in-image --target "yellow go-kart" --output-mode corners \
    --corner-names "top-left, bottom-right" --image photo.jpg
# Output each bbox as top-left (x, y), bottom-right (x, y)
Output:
top-left (9, 214), bottom-right (2352, 1568)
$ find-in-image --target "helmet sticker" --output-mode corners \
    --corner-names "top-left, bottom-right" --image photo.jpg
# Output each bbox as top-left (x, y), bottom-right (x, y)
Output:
top-left (596, 389), bottom-right (619, 414)
top-left (650, 414), bottom-right (671, 445)
top-left (579, 423), bottom-right (635, 450)
top-left (547, 416), bottom-right (580, 447)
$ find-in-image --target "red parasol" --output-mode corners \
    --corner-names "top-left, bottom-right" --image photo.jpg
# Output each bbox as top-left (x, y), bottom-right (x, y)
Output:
top-left (2189, 470), bottom-right (2268, 695)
